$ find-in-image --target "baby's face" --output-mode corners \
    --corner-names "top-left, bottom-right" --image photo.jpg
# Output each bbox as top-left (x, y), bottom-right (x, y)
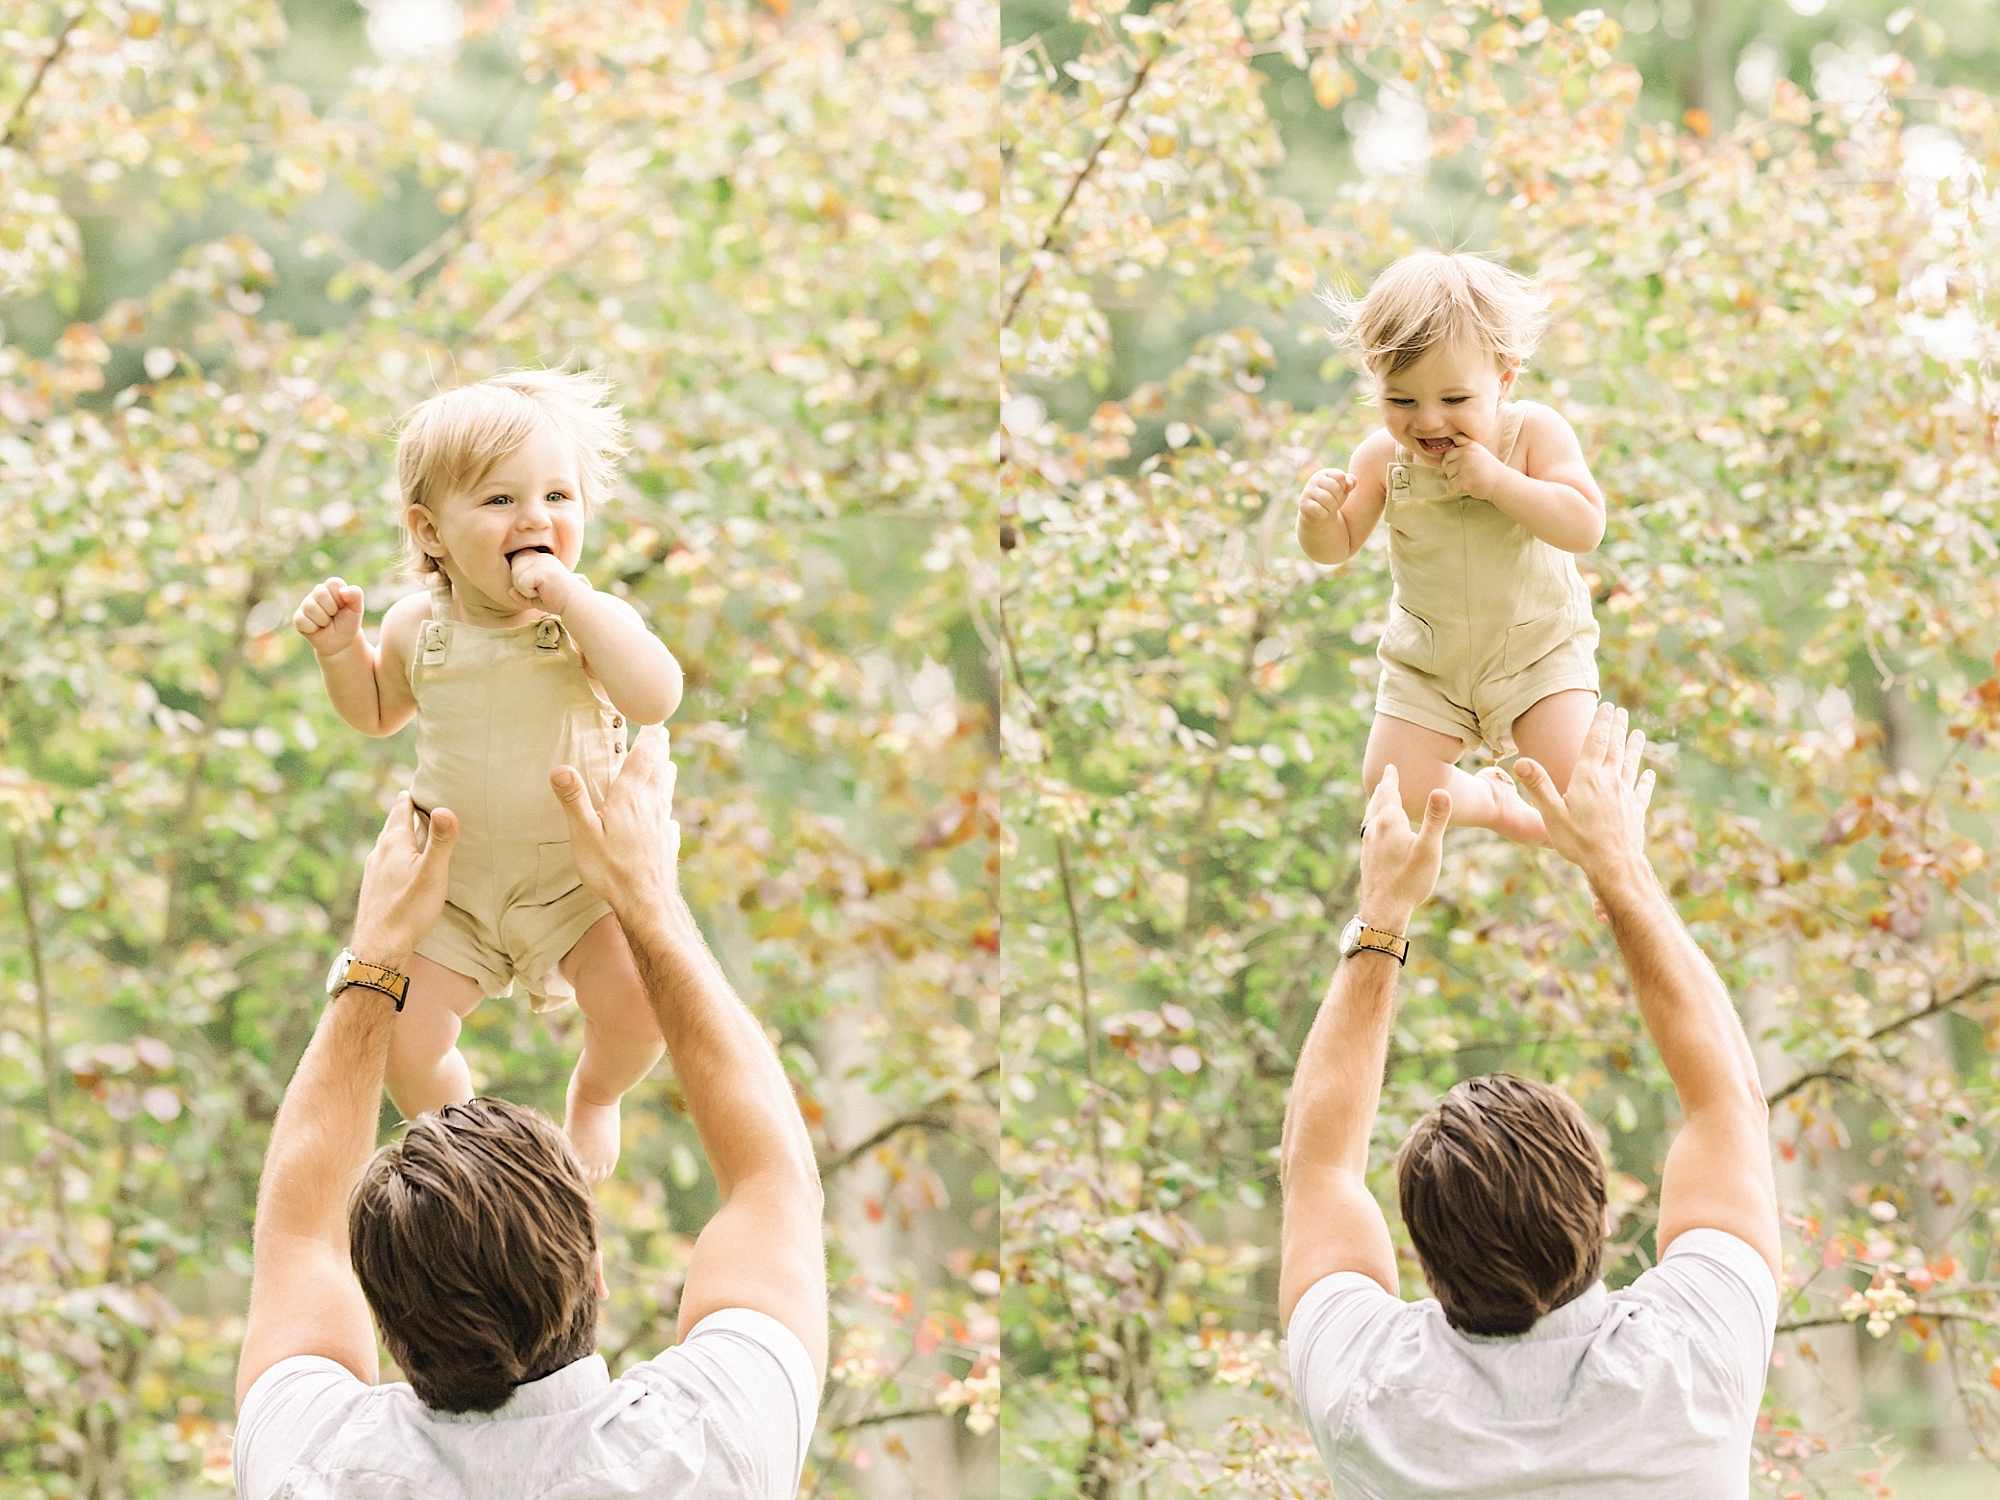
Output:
top-left (413, 420), bottom-right (587, 615)
top-left (1375, 338), bottom-right (1517, 467)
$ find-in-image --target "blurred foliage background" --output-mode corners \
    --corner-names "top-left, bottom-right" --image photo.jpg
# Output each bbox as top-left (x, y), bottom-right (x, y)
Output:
top-left (0, 1), bottom-right (997, 1496)
top-left (999, 1), bottom-right (2000, 1497)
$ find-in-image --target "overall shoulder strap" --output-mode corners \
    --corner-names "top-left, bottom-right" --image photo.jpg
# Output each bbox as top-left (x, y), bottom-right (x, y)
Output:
top-left (415, 586), bottom-right (452, 676)
top-left (1494, 403), bottom-right (1528, 465)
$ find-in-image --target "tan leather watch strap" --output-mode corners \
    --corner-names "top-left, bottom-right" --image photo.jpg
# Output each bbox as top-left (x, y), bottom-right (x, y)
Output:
top-left (331, 953), bottom-right (409, 1010)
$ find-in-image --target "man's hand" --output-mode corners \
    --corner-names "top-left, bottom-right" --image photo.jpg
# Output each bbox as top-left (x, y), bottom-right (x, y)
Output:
top-left (293, 578), bottom-right (366, 657)
top-left (1298, 468), bottom-right (1352, 533)
top-left (1357, 766), bottom-right (1451, 932)
top-left (1515, 702), bottom-right (1655, 889)
top-left (1437, 437), bottom-right (1507, 501)
top-left (509, 551), bottom-right (588, 614)
top-left (552, 726), bottom-right (679, 915)
top-left (349, 793), bottom-right (458, 970)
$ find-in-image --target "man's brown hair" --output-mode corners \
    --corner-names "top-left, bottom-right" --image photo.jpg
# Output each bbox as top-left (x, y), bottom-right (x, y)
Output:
top-left (349, 1097), bottom-right (599, 1412)
top-left (1396, 1074), bottom-right (1607, 1336)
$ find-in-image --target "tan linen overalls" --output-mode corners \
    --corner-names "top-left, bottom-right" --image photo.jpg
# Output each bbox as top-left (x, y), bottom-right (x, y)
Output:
top-left (408, 599), bottom-right (626, 1008)
top-left (1374, 403), bottom-right (1600, 757)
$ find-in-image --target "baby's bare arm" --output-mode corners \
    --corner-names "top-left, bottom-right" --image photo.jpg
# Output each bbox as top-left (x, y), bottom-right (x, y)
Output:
top-left (1482, 403), bottom-right (1605, 554)
top-left (368, 595), bottom-right (424, 734)
top-left (295, 580), bottom-right (416, 738)
top-left (1297, 431), bottom-right (1392, 566)
top-left (562, 587), bottom-right (683, 725)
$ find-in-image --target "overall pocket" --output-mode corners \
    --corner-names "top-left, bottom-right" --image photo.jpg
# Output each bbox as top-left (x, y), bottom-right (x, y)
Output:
top-left (1502, 605), bottom-right (1577, 675)
top-left (1379, 606), bottom-right (1436, 673)
top-left (534, 841), bottom-right (583, 905)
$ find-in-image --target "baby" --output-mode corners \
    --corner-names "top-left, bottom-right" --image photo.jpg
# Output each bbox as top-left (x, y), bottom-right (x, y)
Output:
top-left (1297, 251), bottom-right (1604, 846)
top-left (293, 370), bottom-right (682, 1179)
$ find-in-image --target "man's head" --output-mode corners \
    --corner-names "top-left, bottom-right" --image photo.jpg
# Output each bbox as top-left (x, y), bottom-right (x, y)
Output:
top-left (349, 1097), bottom-right (600, 1412)
top-left (1396, 1074), bottom-right (1607, 1336)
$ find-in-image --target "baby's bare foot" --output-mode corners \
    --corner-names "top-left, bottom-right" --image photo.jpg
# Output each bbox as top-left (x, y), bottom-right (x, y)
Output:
top-left (564, 1080), bottom-right (622, 1184)
top-left (1477, 767), bottom-right (1551, 847)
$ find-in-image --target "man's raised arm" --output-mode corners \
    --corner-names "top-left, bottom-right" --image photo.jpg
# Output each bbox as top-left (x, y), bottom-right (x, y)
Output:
top-left (1517, 704), bottom-right (1780, 1281)
top-left (553, 729), bottom-right (828, 1387)
top-left (235, 796), bottom-right (459, 1408)
top-left (1279, 769), bottom-right (1451, 1329)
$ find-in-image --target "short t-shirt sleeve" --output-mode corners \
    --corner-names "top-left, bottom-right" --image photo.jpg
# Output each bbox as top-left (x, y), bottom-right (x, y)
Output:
top-left (637, 1309), bottom-right (819, 1500)
top-left (1632, 1228), bottom-right (1780, 1408)
top-left (1286, 1274), bottom-right (1408, 1462)
top-left (232, 1355), bottom-right (372, 1500)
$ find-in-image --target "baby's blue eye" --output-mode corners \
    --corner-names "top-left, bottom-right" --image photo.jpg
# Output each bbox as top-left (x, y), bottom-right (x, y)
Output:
top-left (485, 494), bottom-right (512, 505)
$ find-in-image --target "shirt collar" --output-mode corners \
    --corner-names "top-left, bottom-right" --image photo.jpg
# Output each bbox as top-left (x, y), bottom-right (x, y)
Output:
top-left (1457, 1283), bottom-right (1608, 1345)
top-left (425, 1354), bottom-right (610, 1423)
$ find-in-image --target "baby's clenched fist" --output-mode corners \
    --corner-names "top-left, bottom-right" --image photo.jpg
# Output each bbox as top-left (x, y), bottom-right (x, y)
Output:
top-left (1298, 468), bottom-right (1352, 529)
top-left (293, 578), bottom-right (366, 656)
top-left (508, 550), bottom-right (586, 614)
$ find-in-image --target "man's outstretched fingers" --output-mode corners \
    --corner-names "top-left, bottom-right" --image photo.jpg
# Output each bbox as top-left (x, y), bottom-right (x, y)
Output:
top-left (1578, 701), bottom-right (1618, 771)
top-left (424, 807), bottom-right (458, 852)
top-left (1623, 729), bottom-right (1647, 789)
top-left (620, 725), bottom-right (672, 788)
top-left (1419, 789), bottom-right (1451, 846)
top-left (1513, 757), bottom-right (1558, 814)
top-left (551, 766), bottom-right (604, 845)
top-left (1366, 764), bottom-right (1405, 829)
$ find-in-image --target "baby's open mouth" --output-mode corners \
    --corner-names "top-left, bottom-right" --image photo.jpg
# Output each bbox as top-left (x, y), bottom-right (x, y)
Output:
top-left (506, 545), bottom-right (556, 562)
top-left (1416, 436), bottom-right (1457, 455)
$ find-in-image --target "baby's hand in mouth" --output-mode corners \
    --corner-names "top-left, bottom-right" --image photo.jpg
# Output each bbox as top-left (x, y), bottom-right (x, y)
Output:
top-left (508, 547), bottom-right (579, 610)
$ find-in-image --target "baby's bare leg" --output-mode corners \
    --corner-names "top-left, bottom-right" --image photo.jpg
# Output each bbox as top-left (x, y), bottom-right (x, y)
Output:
top-left (560, 912), bottom-right (666, 1183)
top-left (1506, 688), bottom-right (1599, 793)
top-left (1364, 711), bottom-right (1548, 845)
top-left (385, 955), bottom-right (485, 1119)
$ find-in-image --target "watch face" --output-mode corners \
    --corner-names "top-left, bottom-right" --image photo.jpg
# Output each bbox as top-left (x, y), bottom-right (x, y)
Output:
top-left (1339, 916), bottom-right (1362, 955)
top-left (325, 948), bottom-right (351, 997)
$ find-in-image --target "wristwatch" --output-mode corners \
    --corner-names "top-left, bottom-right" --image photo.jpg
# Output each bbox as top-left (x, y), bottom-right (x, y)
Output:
top-left (1339, 915), bottom-right (1409, 966)
top-left (324, 948), bottom-right (410, 1010)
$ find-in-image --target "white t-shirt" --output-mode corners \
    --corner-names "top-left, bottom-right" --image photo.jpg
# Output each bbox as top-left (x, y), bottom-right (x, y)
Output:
top-left (1288, 1228), bottom-right (1778, 1499)
top-left (233, 1309), bottom-right (817, 1500)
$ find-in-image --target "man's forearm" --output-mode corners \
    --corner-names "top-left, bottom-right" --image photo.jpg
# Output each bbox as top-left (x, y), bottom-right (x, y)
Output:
top-left (1282, 953), bottom-right (1402, 1183)
top-left (255, 991), bottom-right (397, 1248)
top-left (621, 895), bottom-right (817, 1202)
top-left (1593, 858), bottom-right (1765, 1117)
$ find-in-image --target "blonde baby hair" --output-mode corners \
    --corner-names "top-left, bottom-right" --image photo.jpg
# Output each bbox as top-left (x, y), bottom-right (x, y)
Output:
top-left (1324, 250), bottom-right (1550, 382)
top-left (394, 369), bottom-right (629, 581)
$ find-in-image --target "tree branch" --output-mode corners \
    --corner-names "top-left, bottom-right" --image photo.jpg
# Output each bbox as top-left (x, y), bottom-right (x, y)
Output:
top-left (5, 821), bottom-right (67, 1242)
top-left (1778, 1306), bottom-right (2000, 1336)
top-left (1767, 974), bottom-right (1999, 1107)
top-left (1, 11), bottom-right (79, 150)
top-left (1178, 605), bottom-right (1270, 944)
top-left (995, 592), bottom-right (1106, 1174)
top-left (820, 1111), bottom-right (958, 1177)
top-left (999, 32), bottom-right (1166, 332)
top-left (159, 564), bottom-right (273, 949)
top-left (833, 1406), bottom-right (950, 1433)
